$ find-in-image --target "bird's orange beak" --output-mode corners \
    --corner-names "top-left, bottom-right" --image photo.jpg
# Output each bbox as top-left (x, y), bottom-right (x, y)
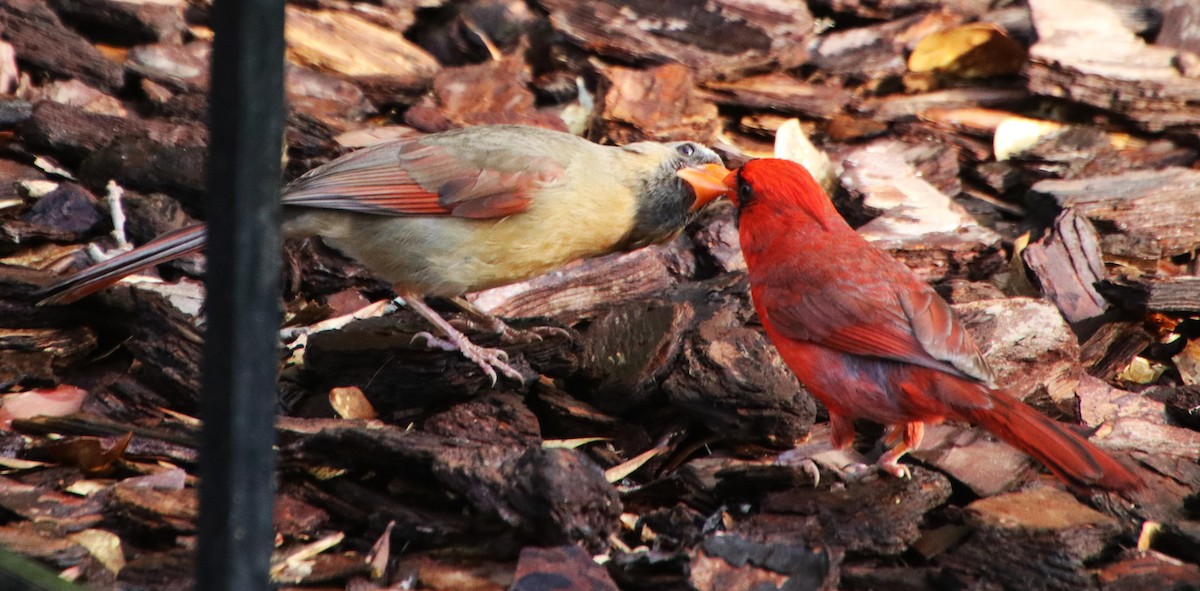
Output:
top-left (676, 163), bottom-right (733, 212)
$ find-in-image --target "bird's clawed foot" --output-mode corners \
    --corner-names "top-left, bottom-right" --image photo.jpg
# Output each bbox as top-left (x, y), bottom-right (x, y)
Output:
top-left (776, 426), bottom-right (873, 487)
top-left (875, 422), bottom-right (922, 479)
top-left (449, 315), bottom-right (570, 345)
top-left (876, 452), bottom-right (912, 479)
top-left (449, 296), bottom-right (570, 344)
top-left (412, 331), bottom-right (525, 385)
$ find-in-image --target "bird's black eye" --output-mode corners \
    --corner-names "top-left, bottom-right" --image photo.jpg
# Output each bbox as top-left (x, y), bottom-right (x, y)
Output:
top-left (738, 181), bottom-right (754, 203)
top-left (676, 143), bottom-right (696, 156)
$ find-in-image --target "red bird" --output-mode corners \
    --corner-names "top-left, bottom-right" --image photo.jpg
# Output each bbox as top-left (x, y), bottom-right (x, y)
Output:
top-left (727, 158), bottom-right (1140, 490)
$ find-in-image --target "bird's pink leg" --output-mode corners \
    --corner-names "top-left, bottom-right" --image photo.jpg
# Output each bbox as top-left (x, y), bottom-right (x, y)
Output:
top-left (829, 413), bottom-right (857, 449)
top-left (397, 290), bottom-right (525, 384)
top-left (878, 422), bottom-right (925, 479)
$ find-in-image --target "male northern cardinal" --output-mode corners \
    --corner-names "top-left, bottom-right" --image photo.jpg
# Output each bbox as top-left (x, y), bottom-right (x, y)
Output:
top-left (39, 125), bottom-right (731, 383)
top-left (727, 158), bottom-right (1140, 490)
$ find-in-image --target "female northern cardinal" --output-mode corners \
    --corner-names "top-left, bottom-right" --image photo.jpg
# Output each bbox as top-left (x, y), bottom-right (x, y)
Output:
top-left (727, 158), bottom-right (1140, 490)
top-left (39, 125), bottom-right (731, 383)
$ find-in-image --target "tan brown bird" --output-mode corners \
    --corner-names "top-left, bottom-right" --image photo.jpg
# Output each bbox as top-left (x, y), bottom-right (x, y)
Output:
top-left (38, 124), bottom-right (732, 382)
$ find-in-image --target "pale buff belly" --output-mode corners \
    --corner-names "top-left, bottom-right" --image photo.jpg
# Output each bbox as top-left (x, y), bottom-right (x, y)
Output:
top-left (285, 204), bottom-right (635, 297)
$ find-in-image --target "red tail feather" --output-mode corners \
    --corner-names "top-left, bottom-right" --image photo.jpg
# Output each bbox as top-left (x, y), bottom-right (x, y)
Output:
top-left (963, 390), bottom-right (1142, 491)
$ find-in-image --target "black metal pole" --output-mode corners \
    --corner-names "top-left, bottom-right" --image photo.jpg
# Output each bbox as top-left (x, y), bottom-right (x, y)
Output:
top-left (195, 0), bottom-right (285, 587)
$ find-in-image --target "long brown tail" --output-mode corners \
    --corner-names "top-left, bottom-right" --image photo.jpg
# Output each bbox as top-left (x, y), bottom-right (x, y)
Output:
top-left (37, 224), bottom-right (208, 305)
top-left (962, 389), bottom-right (1142, 491)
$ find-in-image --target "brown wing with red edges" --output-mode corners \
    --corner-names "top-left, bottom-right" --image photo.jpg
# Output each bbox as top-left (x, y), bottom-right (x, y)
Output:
top-left (281, 137), bottom-right (564, 219)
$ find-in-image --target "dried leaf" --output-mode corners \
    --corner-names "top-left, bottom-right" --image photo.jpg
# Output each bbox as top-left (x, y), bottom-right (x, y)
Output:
top-left (67, 529), bottom-right (125, 575)
top-left (270, 531), bottom-right (346, 582)
top-left (367, 520), bottom-right (394, 580)
top-left (1118, 357), bottom-right (1166, 385)
top-left (993, 116), bottom-right (1064, 161)
top-left (542, 437), bottom-right (610, 449)
top-left (604, 446), bottom-right (666, 483)
top-left (329, 386), bottom-right (377, 420)
top-left (46, 432), bottom-right (133, 476)
top-left (908, 23), bottom-right (1026, 78)
top-left (773, 118), bottom-right (836, 195)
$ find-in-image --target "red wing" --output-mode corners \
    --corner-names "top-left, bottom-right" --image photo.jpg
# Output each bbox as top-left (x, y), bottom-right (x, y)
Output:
top-left (760, 270), bottom-right (994, 385)
top-left (281, 137), bottom-right (559, 219)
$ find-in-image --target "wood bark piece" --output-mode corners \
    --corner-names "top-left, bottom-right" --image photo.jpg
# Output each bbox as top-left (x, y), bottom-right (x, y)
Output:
top-left (284, 6), bottom-right (440, 105)
top-left (1157, 0), bottom-right (1200, 58)
top-left (407, 0), bottom-right (532, 66)
top-left (860, 87), bottom-right (1029, 123)
top-left (997, 120), bottom-right (1196, 181)
top-left (128, 44), bottom-right (376, 134)
top-left (1097, 275), bottom-right (1200, 314)
top-left (691, 204), bottom-right (745, 274)
top-left (18, 183), bottom-right (104, 243)
top-left (572, 298), bottom-right (694, 415)
top-left (839, 566), bottom-right (940, 591)
top-left (944, 487), bottom-right (1123, 591)
top-left (748, 468), bottom-right (953, 556)
top-left (1075, 376), bottom-right (1200, 494)
top-left (907, 424), bottom-right (1032, 497)
top-left (423, 391), bottom-right (541, 447)
top-left (954, 297), bottom-right (1081, 404)
top-left (126, 43), bottom-right (209, 93)
top-left (0, 523), bottom-right (88, 568)
top-left (289, 476), bottom-right (483, 550)
top-left (689, 534), bottom-right (837, 591)
top-left (105, 483), bottom-right (198, 535)
top-left (1028, 167), bottom-right (1200, 262)
top-left (0, 326), bottom-right (96, 371)
top-left (535, 0), bottom-right (813, 82)
top-left (467, 243), bottom-right (694, 322)
top-left (839, 139), bottom-right (1003, 283)
top-left (119, 290), bottom-right (204, 410)
top-left (1146, 521), bottom-right (1200, 567)
top-left (593, 62), bottom-right (719, 144)
top-left (809, 11), bottom-right (962, 82)
top-left (0, 476), bottom-right (104, 534)
top-left (117, 548), bottom-right (193, 589)
top-left (1097, 551), bottom-right (1200, 591)
top-left (288, 423), bottom-right (621, 551)
top-left (404, 53), bottom-right (565, 132)
top-left (1145, 385), bottom-right (1200, 431)
top-left (1079, 321), bottom-right (1153, 381)
top-left (299, 314), bottom-right (549, 410)
top-left (512, 545), bottom-right (619, 591)
top-left (19, 101), bottom-right (198, 166)
top-left (809, 0), bottom-right (991, 20)
top-left (1021, 210), bottom-right (1108, 330)
top-left (0, 0), bottom-right (125, 92)
top-left (1025, 0), bottom-right (1200, 132)
top-left (700, 72), bottom-right (852, 120)
top-left (1173, 337), bottom-right (1200, 386)
top-left (662, 287), bottom-right (817, 447)
top-left (78, 138), bottom-right (208, 211)
top-left (47, 0), bottom-right (187, 45)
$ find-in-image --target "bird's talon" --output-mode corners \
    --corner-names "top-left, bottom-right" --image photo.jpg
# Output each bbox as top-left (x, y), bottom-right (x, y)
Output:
top-left (879, 462), bottom-right (912, 479)
top-left (800, 459), bottom-right (821, 487)
top-left (412, 331), bottom-right (458, 352)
